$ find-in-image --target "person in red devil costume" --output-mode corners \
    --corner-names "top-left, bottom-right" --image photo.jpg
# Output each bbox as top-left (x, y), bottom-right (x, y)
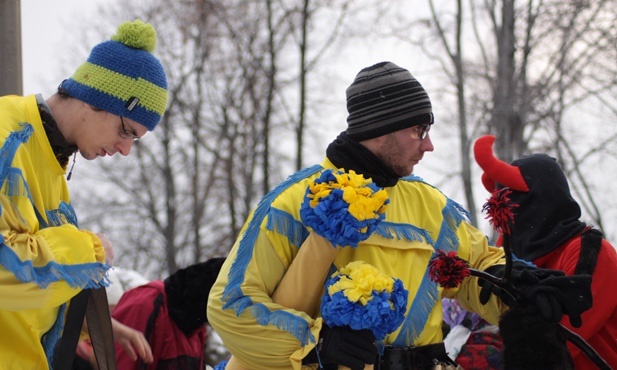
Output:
top-left (473, 135), bottom-right (617, 369)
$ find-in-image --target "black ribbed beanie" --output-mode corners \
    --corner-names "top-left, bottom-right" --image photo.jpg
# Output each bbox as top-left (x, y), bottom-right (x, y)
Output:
top-left (345, 61), bottom-right (433, 141)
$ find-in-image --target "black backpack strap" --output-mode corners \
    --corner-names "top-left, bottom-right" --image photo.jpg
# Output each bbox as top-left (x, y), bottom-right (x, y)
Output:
top-left (575, 228), bottom-right (603, 276)
top-left (52, 288), bottom-right (117, 370)
top-left (567, 228), bottom-right (613, 369)
top-left (53, 289), bottom-right (90, 370)
top-left (86, 288), bottom-right (118, 370)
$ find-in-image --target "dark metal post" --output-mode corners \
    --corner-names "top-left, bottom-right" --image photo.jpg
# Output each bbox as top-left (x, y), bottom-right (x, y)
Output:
top-left (0, 0), bottom-right (23, 96)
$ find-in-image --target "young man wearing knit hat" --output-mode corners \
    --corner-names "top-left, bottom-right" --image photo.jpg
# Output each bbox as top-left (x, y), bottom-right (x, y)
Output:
top-left (207, 62), bottom-right (592, 370)
top-left (0, 19), bottom-right (168, 369)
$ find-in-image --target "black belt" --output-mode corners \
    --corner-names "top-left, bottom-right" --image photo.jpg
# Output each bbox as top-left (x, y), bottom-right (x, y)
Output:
top-left (376, 343), bottom-right (458, 370)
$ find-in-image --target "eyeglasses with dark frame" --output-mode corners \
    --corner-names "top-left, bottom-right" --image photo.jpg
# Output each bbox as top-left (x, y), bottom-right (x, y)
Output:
top-left (119, 116), bottom-right (140, 142)
top-left (411, 123), bottom-right (432, 140)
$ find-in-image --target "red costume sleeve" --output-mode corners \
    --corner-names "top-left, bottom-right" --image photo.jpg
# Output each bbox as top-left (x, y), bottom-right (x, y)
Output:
top-left (112, 281), bottom-right (166, 370)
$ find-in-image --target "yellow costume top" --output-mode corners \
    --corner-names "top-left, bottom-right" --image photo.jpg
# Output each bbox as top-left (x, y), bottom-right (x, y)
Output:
top-left (0, 95), bottom-right (108, 369)
top-left (208, 159), bottom-right (506, 370)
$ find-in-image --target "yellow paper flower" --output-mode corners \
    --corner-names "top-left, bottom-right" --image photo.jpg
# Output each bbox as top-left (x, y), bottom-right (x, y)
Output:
top-left (328, 261), bottom-right (395, 306)
top-left (321, 261), bottom-right (409, 341)
top-left (300, 169), bottom-right (389, 248)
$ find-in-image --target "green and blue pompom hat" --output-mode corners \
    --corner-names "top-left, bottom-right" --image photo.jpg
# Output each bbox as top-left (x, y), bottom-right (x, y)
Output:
top-left (60, 19), bottom-right (168, 131)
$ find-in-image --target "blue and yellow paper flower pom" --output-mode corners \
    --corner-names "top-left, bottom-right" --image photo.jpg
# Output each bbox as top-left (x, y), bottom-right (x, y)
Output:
top-left (321, 261), bottom-right (408, 341)
top-left (300, 169), bottom-right (389, 248)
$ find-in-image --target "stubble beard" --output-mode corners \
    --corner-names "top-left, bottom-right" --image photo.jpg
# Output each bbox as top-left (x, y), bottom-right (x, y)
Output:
top-left (377, 135), bottom-right (410, 178)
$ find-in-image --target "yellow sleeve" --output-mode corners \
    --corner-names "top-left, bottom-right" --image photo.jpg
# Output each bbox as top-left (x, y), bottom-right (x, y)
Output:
top-left (450, 221), bottom-right (507, 324)
top-left (208, 231), bottom-right (324, 370)
top-left (271, 233), bottom-right (338, 317)
top-left (0, 164), bottom-right (108, 310)
top-left (0, 96), bottom-right (109, 311)
top-left (0, 217), bottom-right (107, 310)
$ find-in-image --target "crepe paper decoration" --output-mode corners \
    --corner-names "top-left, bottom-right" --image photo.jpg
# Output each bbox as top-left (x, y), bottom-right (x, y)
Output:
top-left (300, 169), bottom-right (389, 248)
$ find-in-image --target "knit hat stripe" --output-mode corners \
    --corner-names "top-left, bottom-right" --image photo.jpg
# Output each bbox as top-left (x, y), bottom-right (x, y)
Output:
top-left (348, 83), bottom-right (424, 104)
top-left (63, 81), bottom-right (164, 131)
top-left (346, 67), bottom-right (412, 96)
top-left (349, 103), bottom-right (432, 130)
top-left (86, 43), bottom-right (167, 88)
top-left (62, 20), bottom-right (168, 131)
top-left (345, 61), bottom-right (433, 141)
top-left (348, 89), bottom-right (431, 124)
top-left (71, 63), bottom-right (167, 116)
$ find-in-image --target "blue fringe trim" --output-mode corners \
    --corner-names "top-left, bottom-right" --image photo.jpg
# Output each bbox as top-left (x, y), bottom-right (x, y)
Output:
top-left (222, 165), bottom-right (322, 316)
top-left (2, 168), bottom-right (33, 225)
top-left (46, 201), bottom-right (78, 227)
top-left (449, 198), bottom-right (471, 222)
top-left (375, 222), bottom-right (435, 245)
top-left (223, 295), bottom-right (254, 317)
top-left (3, 168), bottom-right (30, 197)
top-left (41, 302), bottom-right (66, 370)
top-left (433, 198), bottom-right (466, 253)
top-left (391, 196), bottom-right (468, 346)
top-left (252, 303), bottom-right (315, 346)
top-left (0, 124), bottom-right (33, 184)
top-left (265, 208), bottom-right (309, 248)
top-left (214, 359), bottom-right (229, 370)
top-left (0, 237), bottom-right (110, 289)
top-left (392, 276), bottom-right (439, 347)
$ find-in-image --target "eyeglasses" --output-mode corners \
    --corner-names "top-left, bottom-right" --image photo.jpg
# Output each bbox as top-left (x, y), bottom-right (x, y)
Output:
top-left (411, 123), bottom-right (432, 140)
top-left (119, 116), bottom-right (140, 142)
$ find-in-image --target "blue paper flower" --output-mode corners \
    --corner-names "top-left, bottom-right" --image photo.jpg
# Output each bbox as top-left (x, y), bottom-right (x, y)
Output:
top-left (300, 169), bottom-right (389, 248)
top-left (321, 261), bottom-right (408, 341)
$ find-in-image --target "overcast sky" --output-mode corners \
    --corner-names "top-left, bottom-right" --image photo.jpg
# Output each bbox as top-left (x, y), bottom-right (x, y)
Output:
top-left (21, 0), bottom-right (107, 96)
top-left (17, 0), bottom-right (481, 230)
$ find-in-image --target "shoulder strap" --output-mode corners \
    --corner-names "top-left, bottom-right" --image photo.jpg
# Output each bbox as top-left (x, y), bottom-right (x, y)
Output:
top-left (86, 288), bottom-right (118, 370)
top-left (52, 288), bottom-right (117, 370)
top-left (574, 228), bottom-right (602, 276)
top-left (53, 289), bottom-right (90, 370)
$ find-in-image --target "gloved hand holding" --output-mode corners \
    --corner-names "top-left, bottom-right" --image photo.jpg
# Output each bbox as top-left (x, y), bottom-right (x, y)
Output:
top-left (518, 272), bottom-right (592, 328)
top-left (478, 262), bottom-right (563, 306)
top-left (478, 262), bottom-right (593, 327)
top-left (302, 324), bottom-right (377, 370)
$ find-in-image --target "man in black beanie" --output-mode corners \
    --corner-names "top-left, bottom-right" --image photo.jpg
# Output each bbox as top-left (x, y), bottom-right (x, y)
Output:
top-left (328, 61), bottom-right (435, 186)
top-left (207, 62), bottom-right (592, 370)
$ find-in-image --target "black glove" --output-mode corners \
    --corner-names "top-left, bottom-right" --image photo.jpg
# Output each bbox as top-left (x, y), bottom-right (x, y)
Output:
top-left (478, 262), bottom-right (593, 327)
top-left (518, 272), bottom-right (592, 328)
top-left (478, 262), bottom-right (564, 306)
top-left (302, 324), bottom-right (377, 370)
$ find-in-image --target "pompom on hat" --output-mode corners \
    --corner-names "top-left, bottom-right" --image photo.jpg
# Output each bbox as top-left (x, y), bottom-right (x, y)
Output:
top-left (345, 61), bottom-right (433, 141)
top-left (60, 19), bottom-right (168, 131)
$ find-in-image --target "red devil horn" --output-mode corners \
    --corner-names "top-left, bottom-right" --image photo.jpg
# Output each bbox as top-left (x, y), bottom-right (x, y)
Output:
top-left (473, 135), bottom-right (529, 192)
